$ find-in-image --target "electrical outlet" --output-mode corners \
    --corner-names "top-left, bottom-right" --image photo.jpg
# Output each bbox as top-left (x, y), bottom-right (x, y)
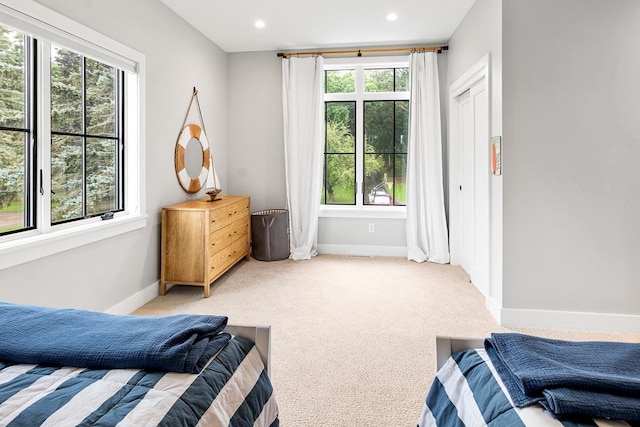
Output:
top-left (368, 223), bottom-right (375, 233)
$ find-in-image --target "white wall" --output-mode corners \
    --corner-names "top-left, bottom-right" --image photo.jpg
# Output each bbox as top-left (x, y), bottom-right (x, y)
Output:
top-left (447, 0), bottom-right (503, 309)
top-left (226, 51), bottom-right (286, 212)
top-left (502, 0), bottom-right (640, 331)
top-left (0, 0), bottom-right (227, 313)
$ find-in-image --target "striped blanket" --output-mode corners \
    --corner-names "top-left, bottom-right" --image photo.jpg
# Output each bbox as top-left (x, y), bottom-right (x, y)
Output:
top-left (418, 348), bottom-right (640, 427)
top-left (0, 336), bottom-right (278, 427)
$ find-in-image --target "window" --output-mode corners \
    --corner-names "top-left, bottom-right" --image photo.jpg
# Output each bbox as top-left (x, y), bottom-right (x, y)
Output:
top-left (0, 26), bottom-right (124, 232)
top-left (0, 3), bottom-right (145, 270)
top-left (323, 60), bottom-right (409, 209)
top-left (50, 46), bottom-right (123, 224)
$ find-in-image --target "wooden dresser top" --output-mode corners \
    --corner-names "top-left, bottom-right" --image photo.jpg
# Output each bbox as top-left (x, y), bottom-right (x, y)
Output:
top-left (163, 195), bottom-right (249, 211)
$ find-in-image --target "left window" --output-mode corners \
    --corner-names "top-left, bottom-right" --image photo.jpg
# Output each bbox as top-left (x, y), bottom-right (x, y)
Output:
top-left (0, 1), bottom-right (145, 270)
top-left (0, 25), bottom-right (124, 234)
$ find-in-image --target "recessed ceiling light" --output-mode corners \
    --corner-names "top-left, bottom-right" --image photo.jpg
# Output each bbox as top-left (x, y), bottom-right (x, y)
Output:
top-left (387, 13), bottom-right (398, 21)
top-left (254, 20), bottom-right (265, 29)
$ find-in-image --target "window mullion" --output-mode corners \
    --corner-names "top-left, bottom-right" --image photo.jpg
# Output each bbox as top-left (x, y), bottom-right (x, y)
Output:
top-left (116, 71), bottom-right (124, 208)
top-left (25, 35), bottom-right (36, 231)
top-left (392, 101), bottom-right (397, 203)
top-left (355, 66), bottom-right (364, 206)
top-left (82, 57), bottom-right (87, 219)
top-left (38, 40), bottom-right (52, 233)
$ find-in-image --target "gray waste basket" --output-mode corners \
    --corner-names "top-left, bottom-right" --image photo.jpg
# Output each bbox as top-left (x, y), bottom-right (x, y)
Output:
top-left (251, 209), bottom-right (290, 261)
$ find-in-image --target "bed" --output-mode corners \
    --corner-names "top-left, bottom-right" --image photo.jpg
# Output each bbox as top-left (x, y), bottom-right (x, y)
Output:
top-left (0, 303), bottom-right (278, 426)
top-left (418, 335), bottom-right (640, 427)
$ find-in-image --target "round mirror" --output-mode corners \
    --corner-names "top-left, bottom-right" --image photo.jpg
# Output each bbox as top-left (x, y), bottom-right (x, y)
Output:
top-left (175, 124), bottom-right (210, 193)
top-left (185, 138), bottom-right (203, 177)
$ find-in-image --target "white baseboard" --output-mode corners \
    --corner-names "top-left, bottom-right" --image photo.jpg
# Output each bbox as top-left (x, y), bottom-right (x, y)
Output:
top-left (498, 306), bottom-right (640, 334)
top-left (317, 244), bottom-right (407, 258)
top-left (106, 281), bottom-right (159, 315)
top-left (486, 296), bottom-right (502, 324)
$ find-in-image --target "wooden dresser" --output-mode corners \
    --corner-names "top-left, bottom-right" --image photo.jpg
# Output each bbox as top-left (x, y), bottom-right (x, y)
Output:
top-left (160, 195), bottom-right (250, 297)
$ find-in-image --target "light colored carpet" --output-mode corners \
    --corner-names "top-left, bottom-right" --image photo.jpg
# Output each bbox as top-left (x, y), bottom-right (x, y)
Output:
top-left (132, 255), bottom-right (640, 426)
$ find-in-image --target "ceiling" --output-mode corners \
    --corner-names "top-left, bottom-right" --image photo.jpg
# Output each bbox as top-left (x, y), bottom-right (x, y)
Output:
top-left (158, 0), bottom-right (477, 53)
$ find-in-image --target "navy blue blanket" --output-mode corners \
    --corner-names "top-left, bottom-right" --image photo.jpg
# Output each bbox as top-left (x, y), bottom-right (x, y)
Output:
top-left (0, 302), bottom-right (230, 374)
top-left (485, 333), bottom-right (640, 420)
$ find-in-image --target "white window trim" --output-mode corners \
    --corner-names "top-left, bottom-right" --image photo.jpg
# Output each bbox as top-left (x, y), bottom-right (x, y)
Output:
top-left (321, 56), bottom-right (409, 220)
top-left (0, 0), bottom-right (147, 270)
top-left (319, 205), bottom-right (407, 219)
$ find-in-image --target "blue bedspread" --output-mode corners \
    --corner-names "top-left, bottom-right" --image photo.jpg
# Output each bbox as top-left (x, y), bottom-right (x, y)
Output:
top-left (485, 333), bottom-right (640, 420)
top-left (0, 336), bottom-right (278, 426)
top-left (0, 302), bottom-right (230, 374)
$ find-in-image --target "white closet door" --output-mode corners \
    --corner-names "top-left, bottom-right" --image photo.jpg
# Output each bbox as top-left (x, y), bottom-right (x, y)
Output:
top-left (458, 79), bottom-right (489, 297)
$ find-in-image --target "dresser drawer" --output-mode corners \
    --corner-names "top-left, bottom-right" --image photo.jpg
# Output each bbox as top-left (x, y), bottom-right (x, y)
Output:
top-left (209, 237), bottom-right (249, 281)
top-left (210, 199), bottom-right (250, 230)
top-left (210, 219), bottom-right (248, 255)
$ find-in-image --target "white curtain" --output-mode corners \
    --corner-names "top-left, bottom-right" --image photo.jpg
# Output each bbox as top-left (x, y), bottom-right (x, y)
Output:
top-left (282, 56), bottom-right (325, 260)
top-left (405, 52), bottom-right (450, 264)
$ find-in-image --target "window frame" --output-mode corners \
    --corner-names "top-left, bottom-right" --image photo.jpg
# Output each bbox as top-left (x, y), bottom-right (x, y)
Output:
top-left (320, 56), bottom-right (409, 220)
top-left (0, 0), bottom-right (146, 271)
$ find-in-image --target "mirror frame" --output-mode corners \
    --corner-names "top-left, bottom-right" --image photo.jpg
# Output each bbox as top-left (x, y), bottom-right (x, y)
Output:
top-left (175, 123), bottom-right (210, 193)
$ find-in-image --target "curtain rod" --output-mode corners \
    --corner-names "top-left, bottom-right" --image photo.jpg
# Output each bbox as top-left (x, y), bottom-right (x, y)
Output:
top-left (276, 45), bottom-right (448, 58)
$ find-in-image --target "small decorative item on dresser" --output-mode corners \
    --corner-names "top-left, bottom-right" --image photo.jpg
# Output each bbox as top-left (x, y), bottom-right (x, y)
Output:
top-left (160, 195), bottom-right (251, 298)
top-left (206, 187), bottom-right (222, 202)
